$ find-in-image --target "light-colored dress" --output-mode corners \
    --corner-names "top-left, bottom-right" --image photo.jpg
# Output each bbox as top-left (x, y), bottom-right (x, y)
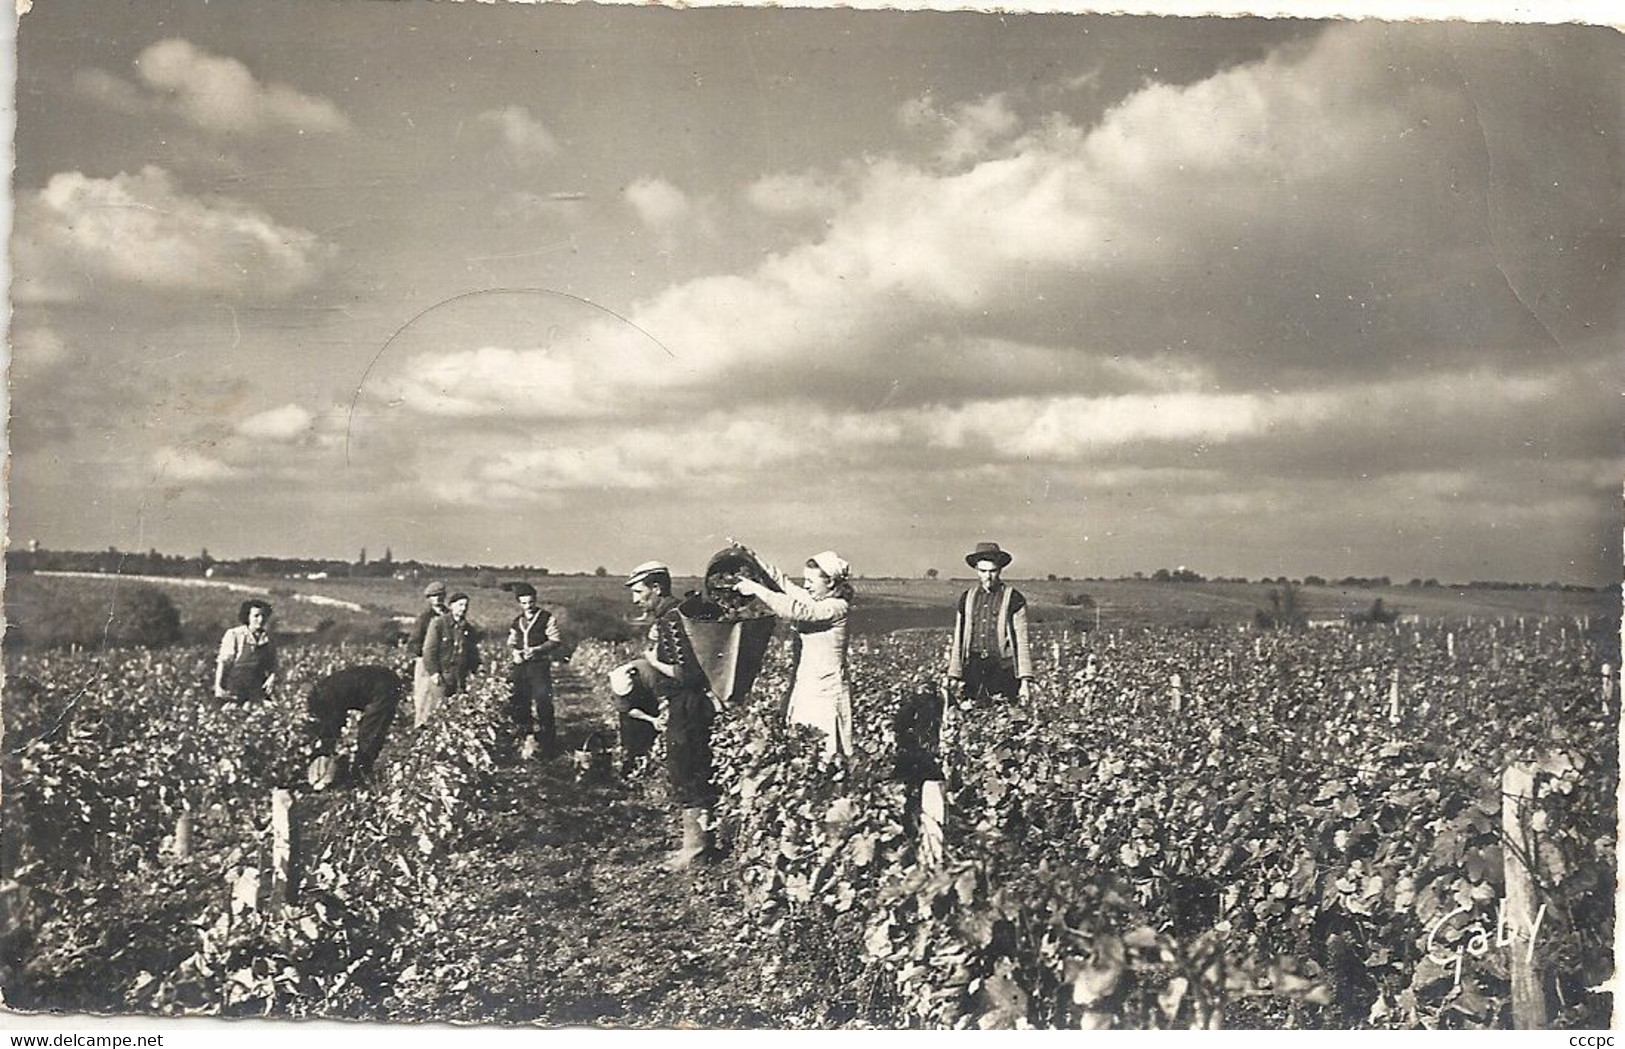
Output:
top-left (752, 559), bottom-right (852, 758)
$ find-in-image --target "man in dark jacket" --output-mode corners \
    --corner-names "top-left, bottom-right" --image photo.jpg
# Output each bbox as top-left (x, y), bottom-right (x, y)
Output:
top-left (305, 664), bottom-right (403, 788)
top-left (508, 582), bottom-right (563, 758)
top-left (421, 592), bottom-right (480, 726)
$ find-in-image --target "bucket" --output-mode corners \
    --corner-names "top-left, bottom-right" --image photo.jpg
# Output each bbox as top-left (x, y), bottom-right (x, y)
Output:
top-left (675, 547), bottom-right (779, 707)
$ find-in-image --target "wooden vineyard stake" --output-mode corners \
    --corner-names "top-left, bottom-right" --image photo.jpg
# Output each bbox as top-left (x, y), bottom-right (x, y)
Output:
top-left (1447, 632), bottom-right (1455, 660)
top-left (174, 809), bottom-right (192, 860)
top-left (1388, 669), bottom-right (1401, 724)
top-left (915, 688), bottom-right (950, 867)
top-left (1501, 764), bottom-right (1551, 1029)
top-left (919, 780), bottom-right (946, 867)
top-left (270, 789), bottom-right (300, 907)
top-left (1169, 672), bottom-right (1183, 714)
top-left (1602, 664), bottom-right (1616, 713)
top-left (1051, 639), bottom-right (1062, 666)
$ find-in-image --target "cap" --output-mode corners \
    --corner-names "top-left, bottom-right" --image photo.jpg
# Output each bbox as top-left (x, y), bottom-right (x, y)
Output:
top-left (424, 580), bottom-right (448, 598)
top-left (624, 560), bottom-right (670, 588)
top-left (447, 592), bottom-right (470, 605)
top-left (512, 582), bottom-right (537, 599)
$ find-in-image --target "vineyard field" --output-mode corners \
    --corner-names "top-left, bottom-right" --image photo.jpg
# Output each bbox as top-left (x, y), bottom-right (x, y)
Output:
top-left (7, 570), bottom-right (1611, 646)
top-left (1, 608), bottom-right (1617, 1028)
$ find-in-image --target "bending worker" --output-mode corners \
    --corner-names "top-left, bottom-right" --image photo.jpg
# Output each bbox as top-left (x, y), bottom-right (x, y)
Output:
top-left (305, 664), bottom-right (404, 789)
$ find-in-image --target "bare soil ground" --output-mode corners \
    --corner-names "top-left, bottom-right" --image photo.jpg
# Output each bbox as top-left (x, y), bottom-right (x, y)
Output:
top-left (378, 665), bottom-right (824, 1028)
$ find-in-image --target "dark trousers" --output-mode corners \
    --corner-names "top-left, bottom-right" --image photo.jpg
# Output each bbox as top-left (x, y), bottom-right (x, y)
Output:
top-left (616, 672), bottom-right (660, 759)
top-left (619, 712), bottom-right (658, 759)
top-left (664, 687), bottom-right (716, 808)
top-left (510, 662), bottom-right (555, 745)
top-left (307, 694), bottom-right (397, 776)
top-left (963, 656), bottom-right (1021, 703)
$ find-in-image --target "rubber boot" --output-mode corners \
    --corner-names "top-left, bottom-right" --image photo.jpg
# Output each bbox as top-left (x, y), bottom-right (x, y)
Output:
top-left (664, 807), bottom-right (711, 870)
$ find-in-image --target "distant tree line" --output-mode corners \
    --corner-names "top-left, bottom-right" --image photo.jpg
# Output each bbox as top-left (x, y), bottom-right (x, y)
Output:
top-left (6, 546), bottom-right (1606, 594)
top-left (5, 546), bottom-right (556, 582)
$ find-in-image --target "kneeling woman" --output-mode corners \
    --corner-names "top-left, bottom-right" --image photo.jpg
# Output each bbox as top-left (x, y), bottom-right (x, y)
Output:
top-left (733, 547), bottom-right (854, 760)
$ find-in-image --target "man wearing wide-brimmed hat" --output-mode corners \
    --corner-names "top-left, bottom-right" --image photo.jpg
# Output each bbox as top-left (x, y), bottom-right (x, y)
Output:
top-left (408, 580), bottom-right (449, 727)
top-left (947, 542), bottom-right (1033, 704)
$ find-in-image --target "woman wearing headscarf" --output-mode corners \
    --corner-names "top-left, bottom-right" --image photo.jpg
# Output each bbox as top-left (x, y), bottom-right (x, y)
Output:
top-left (215, 599), bottom-right (278, 703)
top-left (732, 545), bottom-right (855, 760)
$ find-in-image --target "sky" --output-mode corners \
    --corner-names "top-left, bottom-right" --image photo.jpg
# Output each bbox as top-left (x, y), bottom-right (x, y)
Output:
top-left (7, 1), bottom-right (1623, 583)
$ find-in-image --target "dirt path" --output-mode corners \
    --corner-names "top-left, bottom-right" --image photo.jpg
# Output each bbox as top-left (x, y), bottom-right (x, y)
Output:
top-left (382, 664), bottom-right (802, 1027)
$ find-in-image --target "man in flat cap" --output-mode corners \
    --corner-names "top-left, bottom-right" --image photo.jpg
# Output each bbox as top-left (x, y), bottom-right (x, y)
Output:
top-left (508, 582), bottom-right (563, 759)
top-left (409, 581), bottom-right (449, 727)
top-left (623, 560), bottom-right (716, 869)
top-left (610, 562), bottom-right (679, 776)
top-left (421, 591), bottom-right (480, 725)
top-left (947, 542), bottom-right (1034, 705)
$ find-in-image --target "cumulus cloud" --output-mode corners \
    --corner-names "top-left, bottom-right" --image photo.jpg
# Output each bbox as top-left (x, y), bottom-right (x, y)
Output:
top-left (14, 166), bottom-right (331, 303)
top-left (150, 445), bottom-right (239, 483)
top-left (745, 170), bottom-right (847, 216)
top-left (898, 92), bottom-right (1022, 167)
top-left (624, 177), bottom-right (691, 229)
top-left (130, 38), bottom-right (350, 135)
top-left (72, 68), bottom-right (153, 116)
top-left (477, 105), bottom-right (558, 166)
top-left (238, 404), bottom-right (315, 442)
top-left (383, 21), bottom-right (1619, 553)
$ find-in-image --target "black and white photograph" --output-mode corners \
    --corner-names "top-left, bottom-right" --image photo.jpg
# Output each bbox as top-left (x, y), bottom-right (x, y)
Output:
top-left (3, 0), bottom-right (1621, 1032)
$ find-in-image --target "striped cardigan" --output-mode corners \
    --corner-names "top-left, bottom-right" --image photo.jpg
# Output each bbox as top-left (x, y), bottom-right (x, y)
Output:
top-left (947, 585), bottom-right (1033, 680)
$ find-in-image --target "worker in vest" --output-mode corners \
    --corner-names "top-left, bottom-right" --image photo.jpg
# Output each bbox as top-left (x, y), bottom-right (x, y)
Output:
top-left (508, 582), bottom-right (563, 759)
top-left (947, 542), bottom-right (1034, 704)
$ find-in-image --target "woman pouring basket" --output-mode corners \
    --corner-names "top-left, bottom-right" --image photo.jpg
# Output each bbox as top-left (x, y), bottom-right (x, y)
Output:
top-left (728, 540), bottom-right (855, 761)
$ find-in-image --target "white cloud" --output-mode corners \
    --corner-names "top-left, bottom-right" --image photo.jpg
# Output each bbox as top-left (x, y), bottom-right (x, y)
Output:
top-left (387, 343), bottom-right (621, 419)
top-left (129, 39), bottom-right (349, 135)
top-left (385, 21), bottom-right (1619, 515)
top-left (238, 404), bottom-right (315, 442)
top-left (920, 391), bottom-right (1297, 456)
top-left (442, 407), bottom-right (907, 500)
top-left (14, 166), bottom-right (331, 303)
top-left (150, 446), bottom-right (238, 483)
top-left (745, 170), bottom-right (847, 216)
top-left (477, 105), bottom-right (558, 166)
top-left (72, 68), bottom-right (153, 116)
top-left (898, 92), bottom-right (1022, 167)
top-left (624, 177), bottom-right (691, 229)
